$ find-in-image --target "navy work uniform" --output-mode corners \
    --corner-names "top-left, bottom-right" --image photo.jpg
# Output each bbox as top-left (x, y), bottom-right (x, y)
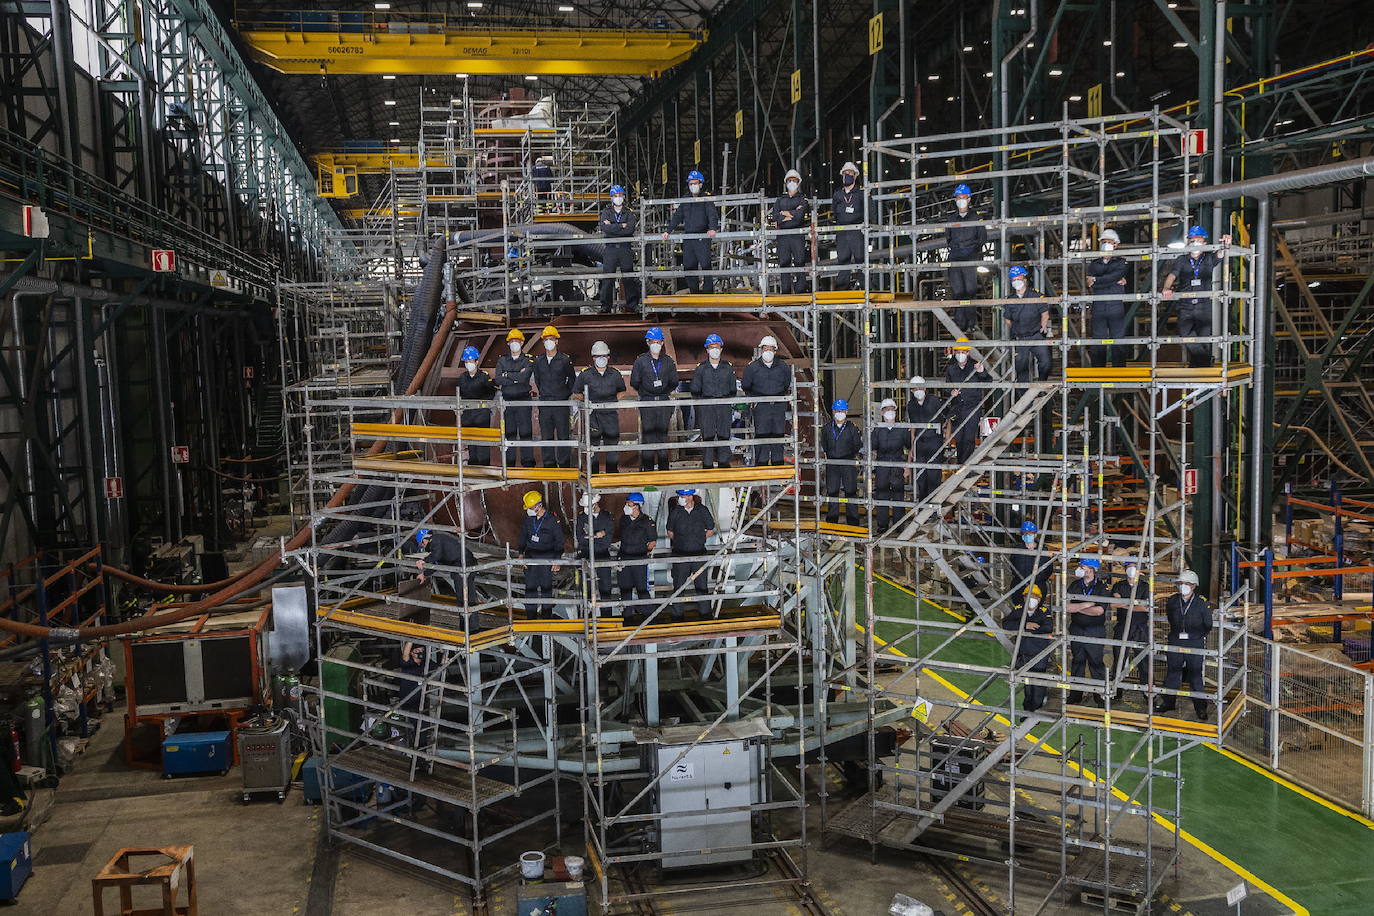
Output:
top-left (1003, 288), bottom-right (1051, 383)
top-left (946, 209), bottom-right (988, 330)
top-left (532, 159), bottom-right (554, 200)
top-left (1004, 601), bottom-right (1053, 712)
top-left (771, 192), bottom-right (811, 294)
top-left (495, 351), bottom-right (536, 467)
top-left (1009, 550), bottom-right (1054, 603)
top-left (575, 364), bottom-right (626, 473)
top-left (667, 500), bottom-right (715, 620)
top-left (1159, 591), bottom-right (1213, 716)
top-left (821, 419), bottom-right (864, 525)
top-left (630, 352), bottom-right (679, 472)
top-left (1087, 255), bottom-right (1131, 367)
top-left (741, 357), bottom-right (793, 466)
top-left (870, 422), bottom-right (909, 531)
top-left (1066, 575), bottom-right (1109, 703)
top-left (598, 206), bottom-right (642, 313)
top-left (518, 511), bottom-right (566, 618)
top-left (534, 351), bottom-right (577, 468)
top-left (425, 532), bottom-right (475, 606)
top-left (667, 195), bottom-right (720, 293)
top-left (617, 512), bottom-right (658, 607)
top-left (831, 185), bottom-right (866, 290)
top-left (575, 508), bottom-right (615, 602)
top-left (1166, 250), bottom-right (1222, 367)
top-left (944, 358), bottom-right (990, 463)
top-left (906, 393), bottom-right (945, 500)
top-left (690, 358), bottom-right (737, 469)
top-left (456, 367), bottom-right (496, 466)
top-left (1112, 576), bottom-right (1152, 686)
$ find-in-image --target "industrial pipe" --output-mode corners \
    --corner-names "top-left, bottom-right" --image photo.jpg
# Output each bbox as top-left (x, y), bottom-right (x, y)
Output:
top-left (1156, 156), bottom-right (1374, 206)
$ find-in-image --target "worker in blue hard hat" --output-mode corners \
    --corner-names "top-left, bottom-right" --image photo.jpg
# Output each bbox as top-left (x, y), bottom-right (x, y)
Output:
top-left (771, 169), bottom-right (812, 295)
top-left (946, 183), bottom-right (988, 332)
top-left (456, 345), bottom-right (496, 465)
top-left (1160, 224), bottom-right (1233, 367)
top-left (830, 161), bottom-right (866, 290)
top-left (1009, 519), bottom-right (1053, 606)
top-left (690, 334), bottom-right (737, 469)
top-left (662, 170), bottom-right (720, 294)
top-left (415, 527), bottom-right (476, 608)
top-left (822, 398), bottom-right (863, 525)
top-left (1003, 265), bottom-right (1052, 383)
top-left (667, 488), bottom-right (715, 620)
top-left (598, 184), bottom-right (641, 313)
top-left (1066, 557), bottom-right (1108, 705)
top-left (1087, 228), bottom-right (1131, 368)
top-left (630, 327), bottom-right (679, 472)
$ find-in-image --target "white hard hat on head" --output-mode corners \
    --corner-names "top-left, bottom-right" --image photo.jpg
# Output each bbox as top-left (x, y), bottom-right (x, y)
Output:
top-left (1179, 569), bottom-right (1200, 586)
top-left (580, 493), bottom-right (598, 508)
top-left (785, 169), bottom-right (802, 182)
top-left (910, 375), bottom-right (926, 386)
top-left (591, 340), bottom-right (610, 356)
top-left (1100, 228), bottom-right (1121, 243)
top-left (879, 397), bottom-right (896, 410)
top-left (759, 335), bottom-right (778, 349)
top-left (840, 161), bottom-right (859, 175)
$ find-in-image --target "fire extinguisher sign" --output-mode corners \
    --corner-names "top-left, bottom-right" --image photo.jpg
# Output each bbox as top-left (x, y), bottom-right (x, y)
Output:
top-left (103, 476), bottom-right (124, 499)
top-left (170, 445), bottom-right (190, 464)
top-left (1182, 467), bottom-right (1198, 496)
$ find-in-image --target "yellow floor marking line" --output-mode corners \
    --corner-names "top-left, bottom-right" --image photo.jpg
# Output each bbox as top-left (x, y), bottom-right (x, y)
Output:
top-left (1202, 743), bottom-right (1374, 830)
top-left (856, 620), bottom-right (1310, 916)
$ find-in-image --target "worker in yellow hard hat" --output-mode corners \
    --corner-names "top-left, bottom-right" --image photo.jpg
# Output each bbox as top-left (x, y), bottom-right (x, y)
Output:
top-left (1005, 583), bottom-right (1052, 713)
top-left (517, 490), bottom-right (565, 619)
top-left (533, 325), bottom-right (575, 468)
top-left (944, 337), bottom-right (987, 463)
top-left (496, 328), bottom-right (535, 467)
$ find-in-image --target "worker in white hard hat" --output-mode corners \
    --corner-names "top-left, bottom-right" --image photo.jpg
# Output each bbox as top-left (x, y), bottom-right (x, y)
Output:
top-left (905, 375), bottom-right (945, 500)
top-left (742, 334), bottom-right (793, 466)
top-left (573, 340), bottom-right (626, 473)
top-left (870, 397), bottom-right (908, 530)
top-left (1087, 227), bottom-right (1131, 367)
top-left (831, 161), bottom-right (866, 290)
top-left (770, 168), bottom-right (812, 294)
top-left (1156, 569), bottom-right (1213, 718)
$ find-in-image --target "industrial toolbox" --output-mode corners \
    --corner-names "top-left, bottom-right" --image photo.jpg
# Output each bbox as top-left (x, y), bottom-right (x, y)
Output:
top-left (0, 832), bottom-right (32, 901)
top-left (161, 730), bottom-right (232, 777)
top-left (237, 715), bottom-right (292, 803)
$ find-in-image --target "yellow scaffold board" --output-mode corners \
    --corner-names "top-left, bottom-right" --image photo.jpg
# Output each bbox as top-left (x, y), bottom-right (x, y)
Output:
top-left (592, 466), bottom-right (795, 488)
top-left (767, 519), bottom-right (869, 537)
top-left (318, 606), bottom-right (511, 649)
top-left (354, 456), bottom-right (579, 482)
top-left (1066, 364), bottom-right (1253, 384)
top-left (644, 291), bottom-right (895, 309)
top-left (352, 422), bottom-right (501, 443)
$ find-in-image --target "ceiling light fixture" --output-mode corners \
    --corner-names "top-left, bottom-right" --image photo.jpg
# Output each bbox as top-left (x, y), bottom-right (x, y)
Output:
top-left (1173, 41), bottom-right (1188, 48)
top-left (1069, 94), bottom-right (1082, 102)
top-left (374, 2), bottom-right (390, 9)
top-left (927, 74), bottom-right (940, 81)
top-left (382, 74), bottom-right (396, 80)
top-left (384, 99), bottom-right (396, 106)
top-left (1049, 68), bottom-right (1063, 76)
top-left (962, 45), bottom-right (973, 52)
top-left (558, 4), bottom-right (575, 10)
top-left (525, 75), bottom-right (538, 81)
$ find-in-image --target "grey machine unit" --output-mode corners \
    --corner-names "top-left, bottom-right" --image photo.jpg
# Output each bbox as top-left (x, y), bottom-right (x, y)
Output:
top-left (640, 720), bottom-right (768, 869)
top-left (237, 715), bottom-right (293, 803)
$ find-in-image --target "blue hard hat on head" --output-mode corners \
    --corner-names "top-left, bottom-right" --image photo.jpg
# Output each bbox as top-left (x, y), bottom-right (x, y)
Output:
top-left (1020, 520), bottom-right (1038, 534)
top-left (954, 183), bottom-right (972, 197)
top-left (627, 492), bottom-right (645, 504)
top-left (705, 333), bottom-right (723, 347)
top-left (676, 489), bottom-right (696, 496)
top-left (645, 326), bottom-right (665, 341)
top-left (832, 398), bottom-right (849, 412)
top-left (687, 170), bottom-right (704, 183)
top-left (1009, 265), bottom-right (1029, 279)
top-left (610, 184), bottom-right (626, 196)
top-left (416, 528), bottom-right (431, 546)
top-left (1187, 224), bottom-right (1208, 239)
top-left (1080, 557), bottom-right (1101, 569)
top-left (461, 346), bottom-right (480, 362)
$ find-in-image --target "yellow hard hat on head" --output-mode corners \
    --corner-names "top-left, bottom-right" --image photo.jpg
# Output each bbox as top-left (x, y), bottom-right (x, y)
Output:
top-left (506, 328), bottom-right (525, 342)
top-left (953, 337), bottom-right (971, 352)
top-left (1024, 584), bottom-right (1043, 599)
top-left (522, 491), bottom-right (543, 510)
top-left (542, 325), bottom-right (561, 339)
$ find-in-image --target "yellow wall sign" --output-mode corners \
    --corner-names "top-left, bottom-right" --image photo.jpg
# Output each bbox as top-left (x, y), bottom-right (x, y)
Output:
top-left (790, 69), bottom-right (802, 105)
top-left (661, 162), bottom-right (668, 184)
top-left (693, 139), bottom-right (701, 164)
top-left (734, 109), bottom-right (744, 138)
top-left (1087, 83), bottom-right (1103, 119)
top-left (869, 14), bottom-right (884, 55)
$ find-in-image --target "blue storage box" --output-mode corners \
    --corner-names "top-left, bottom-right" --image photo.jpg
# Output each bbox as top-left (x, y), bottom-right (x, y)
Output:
top-left (0, 832), bottom-right (32, 901)
top-left (302, 757), bottom-right (371, 806)
top-left (162, 730), bottom-right (232, 777)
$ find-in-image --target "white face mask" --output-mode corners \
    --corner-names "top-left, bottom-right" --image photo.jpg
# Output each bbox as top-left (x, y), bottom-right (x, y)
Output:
top-left (1075, 566), bottom-right (1086, 579)
top-left (1012, 278), bottom-right (1027, 292)
top-left (956, 198), bottom-right (969, 211)
top-left (913, 390), bottom-right (926, 402)
top-left (464, 361), bottom-right (478, 374)
top-left (648, 342), bottom-right (662, 356)
top-left (1179, 583), bottom-right (1194, 597)
top-left (955, 353), bottom-right (968, 366)
top-left (623, 504), bottom-right (635, 517)
top-left (1127, 567), bottom-right (1139, 582)
top-left (1022, 534), bottom-right (1035, 546)
top-left (1189, 239), bottom-right (1204, 250)
top-left (1025, 597), bottom-right (1039, 611)
top-left (594, 356), bottom-right (609, 369)
top-left (882, 409), bottom-right (896, 423)
top-left (509, 340), bottom-right (522, 354)
top-left (786, 180), bottom-right (799, 193)
top-left (707, 347), bottom-right (722, 360)
top-left (544, 339), bottom-right (557, 352)
top-left (678, 496), bottom-right (691, 508)
top-left (688, 183), bottom-right (701, 196)
top-left (612, 195), bottom-right (624, 207)
top-left (526, 508), bottom-right (537, 517)
top-left (761, 350), bottom-right (775, 364)
top-left (1101, 241), bottom-right (1116, 252)
top-left (833, 412), bottom-right (847, 424)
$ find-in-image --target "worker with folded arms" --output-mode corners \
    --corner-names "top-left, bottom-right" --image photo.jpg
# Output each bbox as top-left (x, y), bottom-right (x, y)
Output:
top-left (629, 327), bottom-right (679, 473)
top-left (1160, 224), bottom-right (1232, 367)
top-left (830, 161), bottom-right (866, 290)
top-left (598, 184), bottom-right (641, 313)
top-left (1003, 265), bottom-right (1052, 383)
top-left (455, 346), bottom-right (496, 466)
top-left (771, 169), bottom-right (811, 294)
top-left (905, 376), bottom-right (945, 501)
top-left (616, 493), bottom-right (658, 619)
top-left (1086, 228), bottom-right (1131, 367)
top-left (943, 339), bottom-right (989, 463)
top-left (574, 493), bottom-right (614, 603)
top-left (741, 335), bottom-right (792, 466)
top-left (533, 325), bottom-right (576, 468)
top-left (946, 183), bottom-right (987, 332)
top-left (574, 340), bottom-right (626, 474)
top-left (517, 491), bottom-right (565, 619)
top-left (821, 398), bottom-right (863, 526)
top-left (1155, 569), bottom-right (1213, 718)
top-left (1065, 557), bottom-right (1109, 706)
top-left (690, 334), bottom-right (736, 469)
top-left (869, 398), bottom-right (908, 531)
top-left (666, 488), bottom-right (715, 621)
top-left (662, 170), bottom-right (719, 293)
top-left (496, 329), bottom-right (536, 468)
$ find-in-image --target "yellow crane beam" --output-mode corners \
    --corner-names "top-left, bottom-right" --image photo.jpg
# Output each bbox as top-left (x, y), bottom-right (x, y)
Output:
top-left (236, 22), bottom-right (703, 77)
